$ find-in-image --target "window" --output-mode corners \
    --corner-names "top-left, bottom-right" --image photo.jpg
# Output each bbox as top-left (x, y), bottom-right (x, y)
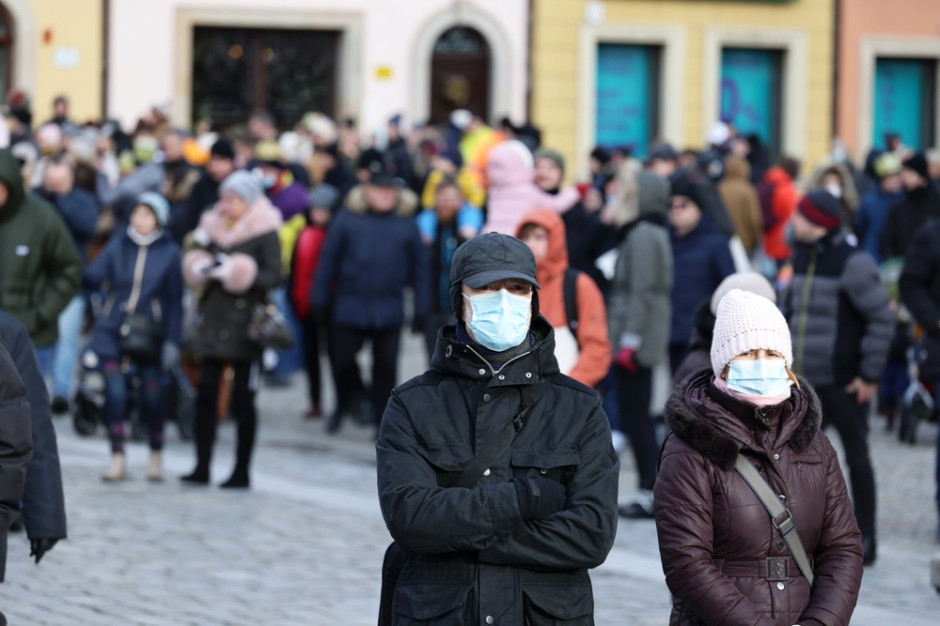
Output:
top-left (873, 57), bottom-right (937, 151)
top-left (0, 5), bottom-right (13, 101)
top-left (720, 47), bottom-right (783, 155)
top-left (595, 44), bottom-right (661, 158)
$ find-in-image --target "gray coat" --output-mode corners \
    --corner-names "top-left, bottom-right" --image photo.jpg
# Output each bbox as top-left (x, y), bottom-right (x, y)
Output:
top-left (376, 317), bottom-right (620, 625)
top-left (0, 311), bottom-right (65, 581)
top-left (607, 217), bottom-right (673, 368)
top-left (784, 232), bottom-right (893, 387)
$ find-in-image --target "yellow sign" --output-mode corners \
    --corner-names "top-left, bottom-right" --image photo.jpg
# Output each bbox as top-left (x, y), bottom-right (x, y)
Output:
top-left (376, 66), bottom-right (393, 80)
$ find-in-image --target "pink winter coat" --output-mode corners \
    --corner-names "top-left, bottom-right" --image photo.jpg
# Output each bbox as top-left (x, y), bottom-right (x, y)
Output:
top-left (481, 140), bottom-right (580, 235)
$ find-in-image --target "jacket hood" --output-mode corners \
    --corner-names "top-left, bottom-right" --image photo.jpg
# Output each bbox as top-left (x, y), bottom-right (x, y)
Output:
top-left (516, 208), bottom-right (568, 281)
top-left (486, 140), bottom-right (534, 188)
top-left (665, 369), bottom-right (821, 469)
top-left (763, 166), bottom-right (793, 186)
top-left (809, 161), bottom-right (860, 212)
top-left (637, 170), bottom-right (670, 216)
top-left (0, 149), bottom-right (25, 215)
top-left (430, 315), bottom-right (560, 381)
top-left (724, 156), bottom-right (752, 182)
top-left (197, 195), bottom-right (283, 249)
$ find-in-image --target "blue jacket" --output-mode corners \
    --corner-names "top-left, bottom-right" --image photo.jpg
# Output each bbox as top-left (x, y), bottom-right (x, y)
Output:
top-left (83, 231), bottom-right (183, 360)
top-left (312, 208), bottom-right (429, 329)
top-left (669, 216), bottom-right (735, 345)
top-left (37, 188), bottom-right (99, 263)
top-left (856, 187), bottom-right (904, 265)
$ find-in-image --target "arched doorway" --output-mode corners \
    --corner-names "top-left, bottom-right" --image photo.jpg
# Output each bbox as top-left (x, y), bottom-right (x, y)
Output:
top-left (429, 27), bottom-right (490, 124)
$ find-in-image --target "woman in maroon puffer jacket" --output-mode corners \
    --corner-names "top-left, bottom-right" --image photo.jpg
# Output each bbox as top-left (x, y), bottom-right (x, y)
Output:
top-left (654, 289), bottom-right (863, 626)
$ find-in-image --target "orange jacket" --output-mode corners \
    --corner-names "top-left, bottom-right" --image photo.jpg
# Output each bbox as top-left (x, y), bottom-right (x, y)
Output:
top-left (762, 166), bottom-right (799, 262)
top-left (516, 209), bottom-right (611, 387)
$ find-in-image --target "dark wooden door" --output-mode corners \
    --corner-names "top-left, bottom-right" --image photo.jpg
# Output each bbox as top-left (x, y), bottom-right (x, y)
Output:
top-left (430, 27), bottom-right (490, 124)
top-left (192, 26), bottom-right (338, 130)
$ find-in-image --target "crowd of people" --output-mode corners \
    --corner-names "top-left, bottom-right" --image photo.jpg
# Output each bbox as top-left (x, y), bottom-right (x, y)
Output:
top-left (2, 90), bottom-right (940, 623)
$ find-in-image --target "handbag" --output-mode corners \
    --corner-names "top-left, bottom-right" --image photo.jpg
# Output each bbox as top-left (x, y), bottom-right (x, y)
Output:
top-left (734, 454), bottom-right (815, 587)
top-left (377, 383), bottom-right (544, 626)
top-left (246, 299), bottom-right (294, 350)
top-left (119, 312), bottom-right (165, 361)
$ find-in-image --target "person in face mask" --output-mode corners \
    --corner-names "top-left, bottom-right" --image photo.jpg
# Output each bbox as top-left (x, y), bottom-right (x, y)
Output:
top-left (375, 232), bottom-right (620, 625)
top-left (653, 288), bottom-right (864, 626)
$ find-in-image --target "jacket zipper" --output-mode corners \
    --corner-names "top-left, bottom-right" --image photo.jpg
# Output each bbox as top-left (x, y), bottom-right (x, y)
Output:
top-left (793, 246), bottom-right (817, 377)
top-left (125, 246), bottom-right (148, 314)
top-left (463, 345), bottom-right (533, 378)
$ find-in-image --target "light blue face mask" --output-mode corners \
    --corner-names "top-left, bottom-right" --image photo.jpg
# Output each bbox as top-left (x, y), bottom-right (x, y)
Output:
top-left (726, 358), bottom-right (793, 399)
top-left (261, 173), bottom-right (278, 189)
top-left (463, 290), bottom-right (532, 352)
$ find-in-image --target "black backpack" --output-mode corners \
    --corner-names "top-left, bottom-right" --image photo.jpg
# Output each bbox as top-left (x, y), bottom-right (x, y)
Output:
top-left (562, 267), bottom-right (580, 346)
top-left (757, 180), bottom-right (778, 233)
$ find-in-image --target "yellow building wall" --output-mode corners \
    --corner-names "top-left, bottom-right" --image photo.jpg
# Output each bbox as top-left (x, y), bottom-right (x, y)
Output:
top-left (27, 0), bottom-right (103, 123)
top-left (532, 0), bottom-right (834, 180)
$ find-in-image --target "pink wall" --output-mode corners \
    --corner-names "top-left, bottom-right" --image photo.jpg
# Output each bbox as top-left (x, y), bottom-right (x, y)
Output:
top-left (838, 0), bottom-right (940, 152)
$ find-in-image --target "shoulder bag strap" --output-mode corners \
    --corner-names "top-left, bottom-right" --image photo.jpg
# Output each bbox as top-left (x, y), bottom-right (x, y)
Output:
top-left (440, 382), bottom-right (544, 489)
top-left (734, 454), bottom-right (815, 588)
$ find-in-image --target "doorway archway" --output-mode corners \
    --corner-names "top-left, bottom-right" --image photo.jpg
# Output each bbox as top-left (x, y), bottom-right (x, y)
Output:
top-left (429, 27), bottom-right (490, 124)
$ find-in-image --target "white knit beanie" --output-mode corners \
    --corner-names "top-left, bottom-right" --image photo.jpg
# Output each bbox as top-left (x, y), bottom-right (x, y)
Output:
top-left (710, 289), bottom-right (792, 378)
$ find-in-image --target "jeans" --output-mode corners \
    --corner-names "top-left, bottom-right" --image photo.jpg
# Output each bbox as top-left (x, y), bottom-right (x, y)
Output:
top-left (52, 294), bottom-right (86, 399)
top-left (816, 385), bottom-right (877, 540)
top-left (35, 345), bottom-right (54, 381)
top-left (103, 359), bottom-right (165, 453)
top-left (271, 286), bottom-right (304, 379)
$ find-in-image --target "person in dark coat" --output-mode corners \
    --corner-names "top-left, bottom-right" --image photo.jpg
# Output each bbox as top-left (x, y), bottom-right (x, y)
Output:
top-left (855, 152), bottom-right (904, 265)
top-left (312, 168), bottom-right (429, 434)
top-left (668, 178), bottom-right (736, 374)
top-left (879, 153), bottom-right (940, 262)
top-left (898, 217), bottom-right (940, 543)
top-left (0, 310), bottom-right (66, 579)
top-left (83, 192), bottom-right (183, 482)
top-left (166, 138), bottom-right (237, 243)
top-left (181, 171), bottom-right (282, 488)
top-left (36, 154), bottom-right (100, 414)
top-left (784, 191), bottom-right (894, 565)
top-left (376, 233), bottom-right (619, 626)
top-left (655, 289), bottom-right (863, 626)
top-left (0, 337), bottom-right (31, 626)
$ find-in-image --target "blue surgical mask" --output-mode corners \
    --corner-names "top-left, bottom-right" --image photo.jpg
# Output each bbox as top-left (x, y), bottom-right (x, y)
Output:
top-left (726, 359), bottom-right (793, 399)
top-left (261, 173), bottom-right (278, 189)
top-left (463, 290), bottom-right (532, 352)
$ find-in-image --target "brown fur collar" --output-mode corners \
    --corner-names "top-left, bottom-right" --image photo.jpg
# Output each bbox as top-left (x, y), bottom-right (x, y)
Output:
top-left (197, 196), bottom-right (283, 249)
top-left (665, 369), bottom-right (822, 470)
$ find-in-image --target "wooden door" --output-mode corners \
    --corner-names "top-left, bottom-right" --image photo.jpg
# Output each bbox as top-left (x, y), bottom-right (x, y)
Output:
top-left (430, 27), bottom-right (491, 124)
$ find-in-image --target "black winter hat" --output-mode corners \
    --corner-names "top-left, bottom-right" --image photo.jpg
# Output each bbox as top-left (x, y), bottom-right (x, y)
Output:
top-left (448, 233), bottom-right (540, 320)
top-left (670, 176), bottom-right (708, 211)
top-left (210, 138), bottom-right (235, 160)
top-left (798, 190), bottom-right (842, 230)
top-left (903, 153), bottom-right (929, 181)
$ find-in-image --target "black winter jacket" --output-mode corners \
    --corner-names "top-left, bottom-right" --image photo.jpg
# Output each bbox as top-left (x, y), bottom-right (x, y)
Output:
top-left (655, 371), bottom-right (863, 625)
top-left (0, 311), bottom-right (65, 581)
top-left (899, 218), bottom-right (940, 379)
top-left (879, 184), bottom-right (940, 261)
top-left (784, 231), bottom-right (893, 387)
top-left (376, 317), bottom-right (620, 625)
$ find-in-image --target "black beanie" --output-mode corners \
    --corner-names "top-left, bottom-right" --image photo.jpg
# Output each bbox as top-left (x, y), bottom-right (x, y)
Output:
top-left (903, 153), bottom-right (929, 181)
top-left (210, 138), bottom-right (235, 160)
top-left (798, 190), bottom-right (842, 230)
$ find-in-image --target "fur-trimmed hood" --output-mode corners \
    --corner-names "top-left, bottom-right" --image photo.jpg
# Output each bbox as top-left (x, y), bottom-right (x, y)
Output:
top-left (196, 196), bottom-right (283, 249)
top-left (665, 369), bottom-right (821, 470)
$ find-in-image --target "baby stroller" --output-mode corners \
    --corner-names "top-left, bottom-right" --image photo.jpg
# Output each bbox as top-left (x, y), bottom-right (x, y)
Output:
top-left (73, 348), bottom-right (195, 441)
top-left (897, 330), bottom-right (940, 445)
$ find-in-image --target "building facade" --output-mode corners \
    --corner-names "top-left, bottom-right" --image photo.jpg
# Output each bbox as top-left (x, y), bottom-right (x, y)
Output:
top-left (106, 0), bottom-right (529, 133)
top-left (531, 0), bottom-right (835, 179)
top-left (837, 0), bottom-right (940, 157)
top-left (0, 0), bottom-right (103, 125)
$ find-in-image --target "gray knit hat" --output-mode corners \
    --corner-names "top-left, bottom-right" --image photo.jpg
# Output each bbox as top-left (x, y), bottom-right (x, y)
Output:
top-left (219, 170), bottom-right (263, 205)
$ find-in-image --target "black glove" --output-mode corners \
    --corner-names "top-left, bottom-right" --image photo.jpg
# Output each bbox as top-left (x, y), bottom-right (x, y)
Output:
top-left (513, 477), bottom-right (567, 521)
top-left (411, 317), bottom-right (427, 334)
top-left (29, 538), bottom-right (59, 564)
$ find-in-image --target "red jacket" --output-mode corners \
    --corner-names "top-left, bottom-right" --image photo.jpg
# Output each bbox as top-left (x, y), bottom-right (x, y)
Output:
top-left (290, 224), bottom-right (328, 319)
top-left (762, 166), bottom-right (799, 262)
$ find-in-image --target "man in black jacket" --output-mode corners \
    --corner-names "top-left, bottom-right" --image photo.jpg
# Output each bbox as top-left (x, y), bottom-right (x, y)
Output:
top-left (879, 153), bottom-right (940, 262)
top-left (375, 233), bottom-right (619, 625)
top-left (898, 218), bottom-right (940, 544)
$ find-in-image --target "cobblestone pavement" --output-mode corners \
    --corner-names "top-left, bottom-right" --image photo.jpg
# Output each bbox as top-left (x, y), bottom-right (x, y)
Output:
top-left (2, 333), bottom-right (939, 624)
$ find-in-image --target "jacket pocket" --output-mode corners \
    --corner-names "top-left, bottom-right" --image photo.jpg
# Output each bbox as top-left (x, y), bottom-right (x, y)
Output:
top-left (415, 444), bottom-right (474, 488)
top-left (512, 449), bottom-right (581, 482)
top-left (394, 582), bottom-right (472, 625)
top-left (523, 583), bottom-right (593, 625)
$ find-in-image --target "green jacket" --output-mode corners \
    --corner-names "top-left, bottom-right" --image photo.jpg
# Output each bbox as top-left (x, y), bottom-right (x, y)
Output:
top-left (0, 150), bottom-right (81, 347)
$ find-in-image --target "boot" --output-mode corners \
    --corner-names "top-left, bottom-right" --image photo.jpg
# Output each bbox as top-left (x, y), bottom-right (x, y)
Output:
top-left (102, 452), bottom-right (127, 482)
top-left (147, 450), bottom-right (163, 482)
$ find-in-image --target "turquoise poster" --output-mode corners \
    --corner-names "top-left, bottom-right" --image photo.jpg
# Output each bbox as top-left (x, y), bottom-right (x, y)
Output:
top-left (596, 44), bottom-right (652, 157)
top-left (874, 59), bottom-right (924, 150)
top-left (720, 48), bottom-right (775, 146)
